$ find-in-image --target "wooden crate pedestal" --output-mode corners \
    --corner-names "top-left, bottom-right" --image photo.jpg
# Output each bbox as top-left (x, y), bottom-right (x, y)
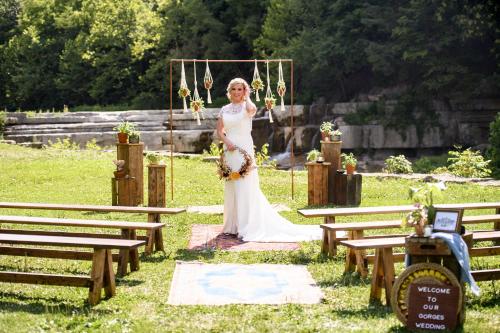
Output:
top-left (321, 141), bottom-right (342, 203)
top-left (146, 164), bottom-right (166, 254)
top-left (117, 143), bottom-right (144, 205)
top-left (306, 162), bottom-right (330, 206)
top-left (333, 173), bottom-right (362, 206)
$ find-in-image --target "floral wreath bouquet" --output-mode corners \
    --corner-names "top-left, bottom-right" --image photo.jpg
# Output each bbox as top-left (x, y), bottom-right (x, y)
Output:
top-left (251, 59), bottom-right (264, 101)
top-left (178, 60), bottom-right (191, 113)
top-left (217, 146), bottom-right (254, 181)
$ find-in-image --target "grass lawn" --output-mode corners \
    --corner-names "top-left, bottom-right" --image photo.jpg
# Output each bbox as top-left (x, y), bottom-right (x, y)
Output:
top-left (0, 143), bottom-right (499, 332)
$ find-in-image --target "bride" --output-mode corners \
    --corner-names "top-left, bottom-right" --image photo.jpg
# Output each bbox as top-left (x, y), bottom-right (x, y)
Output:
top-left (216, 78), bottom-right (322, 242)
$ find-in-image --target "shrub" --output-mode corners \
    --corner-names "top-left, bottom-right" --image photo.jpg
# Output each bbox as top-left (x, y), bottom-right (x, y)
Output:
top-left (487, 113), bottom-right (500, 178)
top-left (85, 138), bottom-right (102, 151)
top-left (255, 143), bottom-right (277, 168)
top-left (447, 147), bottom-right (491, 178)
top-left (306, 149), bottom-right (321, 162)
top-left (384, 155), bottom-right (413, 174)
top-left (203, 142), bottom-right (223, 157)
top-left (0, 111), bottom-right (5, 139)
top-left (413, 155), bottom-right (448, 173)
top-left (47, 138), bottom-right (80, 150)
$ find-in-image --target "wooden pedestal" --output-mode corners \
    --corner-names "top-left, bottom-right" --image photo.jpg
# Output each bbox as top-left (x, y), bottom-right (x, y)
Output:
top-left (146, 164), bottom-right (166, 254)
top-left (332, 173), bottom-right (362, 206)
top-left (111, 177), bottom-right (137, 206)
top-left (321, 141), bottom-right (342, 203)
top-left (117, 143), bottom-right (144, 205)
top-left (306, 162), bottom-right (330, 206)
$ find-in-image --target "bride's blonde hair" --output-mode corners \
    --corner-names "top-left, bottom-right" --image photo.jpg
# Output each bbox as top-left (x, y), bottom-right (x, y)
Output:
top-left (226, 78), bottom-right (250, 100)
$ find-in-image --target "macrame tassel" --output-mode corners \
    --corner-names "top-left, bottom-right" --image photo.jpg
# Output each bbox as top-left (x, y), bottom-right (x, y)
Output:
top-left (280, 97), bottom-right (285, 112)
top-left (196, 113), bottom-right (201, 126)
top-left (207, 89), bottom-right (212, 104)
top-left (256, 90), bottom-right (260, 102)
top-left (183, 98), bottom-right (188, 113)
top-left (269, 109), bottom-right (273, 123)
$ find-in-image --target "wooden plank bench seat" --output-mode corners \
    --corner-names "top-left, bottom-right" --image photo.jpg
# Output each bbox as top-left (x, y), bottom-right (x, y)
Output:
top-left (0, 201), bottom-right (186, 254)
top-left (339, 231), bottom-right (500, 305)
top-left (298, 202), bottom-right (500, 256)
top-left (0, 233), bottom-right (144, 305)
top-left (320, 215), bottom-right (500, 257)
top-left (0, 215), bottom-right (165, 276)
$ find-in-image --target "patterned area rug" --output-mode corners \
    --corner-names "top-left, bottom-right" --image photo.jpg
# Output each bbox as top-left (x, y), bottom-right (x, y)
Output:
top-left (168, 262), bottom-right (324, 305)
top-left (188, 224), bottom-right (300, 251)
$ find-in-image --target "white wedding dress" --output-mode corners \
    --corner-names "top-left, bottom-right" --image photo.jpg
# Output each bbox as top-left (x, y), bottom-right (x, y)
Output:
top-left (220, 102), bottom-right (322, 242)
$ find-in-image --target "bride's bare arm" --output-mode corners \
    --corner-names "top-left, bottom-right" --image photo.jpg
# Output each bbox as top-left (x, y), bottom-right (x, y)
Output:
top-left (216, 117), bottom-right (235, 151)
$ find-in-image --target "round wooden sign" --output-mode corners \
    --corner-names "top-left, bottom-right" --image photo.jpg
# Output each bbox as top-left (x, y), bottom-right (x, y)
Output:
top-left (391, 263), bottom-right (463, 325)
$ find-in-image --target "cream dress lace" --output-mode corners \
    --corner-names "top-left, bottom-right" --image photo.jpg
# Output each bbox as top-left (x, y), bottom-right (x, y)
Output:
top-left (219, 102), bottom-right (322, 242)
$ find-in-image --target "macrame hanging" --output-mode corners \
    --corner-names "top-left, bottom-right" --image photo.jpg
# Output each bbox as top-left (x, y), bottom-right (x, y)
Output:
top-left (264, 60), bottom-right (276, 123)
top-left (251, 59), bottom-right (264, 102)
top-left (204, 60), bottom-right (213, 104)
top-left (277, 60), bottom-right (286, 111)
top-left (190, 61), bottom-right (205, 126)
top-left (178, 60), bottom-right (190, 113)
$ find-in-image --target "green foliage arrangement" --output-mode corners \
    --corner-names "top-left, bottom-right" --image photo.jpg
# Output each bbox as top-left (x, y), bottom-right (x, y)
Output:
top-left (255, 143), bottom-right (276, 168)
top-left (145, 151), bottom-right (162, 165)
top-left (341, 152), bottom-right (357, 167)
top-left (113, 121), bottom-right (135, 134)
top-left (384, 155), bottom-right (413, 174)
top-left (306, 149), bottom-right (321, 162)
top-left (447, 147), bottom-right (491, 178)
top-left (413, 155), bottom-right (448, 174)
top-left (319, 121), bottom-right (333, 134)
top-left (85, 138), bottom-right (102, 151)
top-left (487, 113), bottom-right (500, 179)
top-left (203, 142), bottom-right (223, 157)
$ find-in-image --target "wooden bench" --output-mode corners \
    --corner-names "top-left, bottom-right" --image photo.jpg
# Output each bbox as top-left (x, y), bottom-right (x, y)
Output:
top-left (0, 201), bottom-right (186, 254)
top-left (320, 214), bottom-right (500, 259)
top-left (298, 202), bottom-right (500, 256)
top-left (0, 233), bottom-right (144, 305)
top-left (339, 231), bottom-right (500, 305)
top-left (0, 215), bottom-right (166, 276)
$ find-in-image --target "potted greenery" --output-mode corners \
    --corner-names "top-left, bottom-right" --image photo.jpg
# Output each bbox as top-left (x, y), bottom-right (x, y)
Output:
top-left (320, 121), bottom-right (333, 141)
top-left (129, 131), bottom-right (140, 144)
top-left (113, 121), bottom-right (136, 144)
top-left (341, 152), bottom-right (357, 175)
top-left (146, 152), bottom-right (162, 165)
top-left (306, 149), bottom-right (322, 162)
top-left (331, 129), bottom-right (342, 142)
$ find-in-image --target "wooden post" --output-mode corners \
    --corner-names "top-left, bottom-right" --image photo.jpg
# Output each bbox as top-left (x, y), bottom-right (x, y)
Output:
top-left (115, 177), bottom-right (137, 206)
top-left (333, 173), bottom-right (362, 206)
top-left (321, 141), bottom-right (342, 203)
top-left (147, 164), bottom-right (166, 253)
top-left (117, 143), bottom-right (144, 205)
top-left (305, 162), bottom-right (330, 206)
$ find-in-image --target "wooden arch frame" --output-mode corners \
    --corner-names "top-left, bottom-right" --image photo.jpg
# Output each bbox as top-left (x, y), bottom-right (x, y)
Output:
top-left (168, 59), bottom-right (295, 200)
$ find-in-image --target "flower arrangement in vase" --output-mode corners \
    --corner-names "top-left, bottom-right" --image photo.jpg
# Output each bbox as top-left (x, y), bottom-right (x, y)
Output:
top-left (403, 182), bottom-right (446, 236)
top-left (113, 121), bottom-right (136, 144)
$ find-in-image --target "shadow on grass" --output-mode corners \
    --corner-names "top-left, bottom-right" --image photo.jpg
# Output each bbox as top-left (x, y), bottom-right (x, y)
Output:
top-left (115, 278), bottom-right (143, 287)
top-left (174, 249), bottom-right (216, 261)
top-left (317, 271), bottom-right (371, 288)
top-left (0, 292), bottom-right (113, 314)
top-left (139, 251), bottom-right (171, 263)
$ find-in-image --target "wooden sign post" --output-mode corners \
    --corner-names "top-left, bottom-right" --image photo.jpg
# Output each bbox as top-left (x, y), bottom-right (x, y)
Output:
top-left (407, 283), bottom-right (460, 331)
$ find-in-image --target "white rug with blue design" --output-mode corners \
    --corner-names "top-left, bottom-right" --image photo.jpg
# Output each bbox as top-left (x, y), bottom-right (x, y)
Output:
top-left (168, 261), bottom-right (323, 305)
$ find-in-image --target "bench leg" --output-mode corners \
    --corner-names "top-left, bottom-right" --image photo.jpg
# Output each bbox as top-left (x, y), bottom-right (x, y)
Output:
top-left (353, 230), bottom-right (368, 277)
top-left (324, 217), bottom-right (337, 256)
top-left (381, 247), bottom-right (395, 306)
top-left (369, 248), bottom-right (384, 304)
top-left (154, 228), bottom-right (164, 252)
top-left (321, 229), bottom-right (329, 255)
top-left (145, 229), bottom-right (155, 255)
top-left (118, 230), bottom-right (131, 277)
top-left (129, 230), bottom-right (140, 272)
top-left (89, 249), bottom-right (106, 305)
top-left (103, 249), bottom-right (116, 298)
top-left (495, 208), bottom-right (500, 246)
